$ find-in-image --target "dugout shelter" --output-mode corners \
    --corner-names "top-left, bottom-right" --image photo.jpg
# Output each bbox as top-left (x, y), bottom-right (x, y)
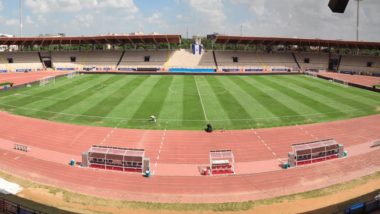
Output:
top-left (287, 139), bottom-right (345, 167)
top-left (82, 145), bottom-right (149, 174)
top-left (209, 150), bottom-right (235, 175)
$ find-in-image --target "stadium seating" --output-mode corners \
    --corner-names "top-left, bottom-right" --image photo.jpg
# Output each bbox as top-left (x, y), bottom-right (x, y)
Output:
top-left (198, 50), bottom-right (217, 68)
top-left (215, 51), bottom-right (298, 72)
top-left (0, 52), bottom-right (43, 72)
top-left (294, 52), bottom-right (329, 70)
top-left (339, 54), bottom-right (380, 75)
top-left (52, 50), bottom-right (123, 71)
top-left (118, 50), bottom-right (173, 70)
top-left (1, 50), bottom-right (379, 74)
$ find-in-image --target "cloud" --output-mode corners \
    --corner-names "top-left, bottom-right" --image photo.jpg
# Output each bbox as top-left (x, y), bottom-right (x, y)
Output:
top-left (226, 0), bottom-right (380, 41)
top-left (188, 0), bottom-right (225, 26)
top-left (0, 17), bottom-right (19, 26)
top-left (0, 1), bottom-right (3, 11)
top-left (25, 0), bottom-right (138, 14)
top-left (147, 12), bottom-right (163, 24)
top-left (72, 14), bottom-right (94, 28)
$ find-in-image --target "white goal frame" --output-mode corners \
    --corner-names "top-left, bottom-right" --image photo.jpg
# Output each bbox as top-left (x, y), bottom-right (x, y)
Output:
top-left (39, 76), bottom-right (56, 86)
top-left (304, 71), bottom-right (318, 79)
top-left (66, 71), bottom-right (79, 79)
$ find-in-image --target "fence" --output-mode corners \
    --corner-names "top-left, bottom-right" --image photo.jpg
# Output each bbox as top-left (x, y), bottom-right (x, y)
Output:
top-left (0, 197), bottom-right (47, 214)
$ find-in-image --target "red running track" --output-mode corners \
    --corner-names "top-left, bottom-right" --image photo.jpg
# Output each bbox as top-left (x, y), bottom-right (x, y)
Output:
top-left (0, 71), bottom-right (68, 86)
top-left (319, 71), bottom-right (380, 87)
top-left (0, 111), bottom-right (380, 203)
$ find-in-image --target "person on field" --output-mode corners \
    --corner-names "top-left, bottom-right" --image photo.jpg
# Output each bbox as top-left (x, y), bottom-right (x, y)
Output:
top-left (150, 115), bottom-right (157, 123)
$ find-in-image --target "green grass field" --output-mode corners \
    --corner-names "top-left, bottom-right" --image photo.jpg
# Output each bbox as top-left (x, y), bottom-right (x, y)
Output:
top-left (0, 74), bottom-right (379, 130)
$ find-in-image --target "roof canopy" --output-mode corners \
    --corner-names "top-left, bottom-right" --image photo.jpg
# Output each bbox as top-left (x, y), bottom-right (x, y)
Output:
top-left (0, 35), bottom-right (181, 46)
top-left (210, 150), bottom-right (234, 160)
top-left (89, 145), bottom-right (145, 157)
top-left (214, 35), bottom-right (380, 50)
top-left (292, 139), bottom-right (338, 152)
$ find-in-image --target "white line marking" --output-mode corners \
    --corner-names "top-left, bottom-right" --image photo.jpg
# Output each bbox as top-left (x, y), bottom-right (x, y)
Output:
top-left (99, 120), bottom-right (122, 145)
top-left (152, 127), bottom-right (167, 175)
top-left (194, 76), bottom-right (208, 122)
top-left (252, 128), bottom-right (282, 163)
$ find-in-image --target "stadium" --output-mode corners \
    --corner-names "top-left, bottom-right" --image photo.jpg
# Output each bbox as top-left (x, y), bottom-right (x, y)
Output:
top-left (1, 1), bottom-right (380, 214)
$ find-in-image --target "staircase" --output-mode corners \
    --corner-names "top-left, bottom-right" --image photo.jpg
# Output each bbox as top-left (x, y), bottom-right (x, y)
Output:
top-left (292, 52), bottom-right (301, 70)
top-left (336, 55), bottom-right (342, 71)
top-left (168, 49), bottom-right (203, 68)
top-left (212, 50), bottom-right (219, 70)
top-left (115, 50), bottom-right (126, 70)
top-left (38, 52), bottom-right (46, 70)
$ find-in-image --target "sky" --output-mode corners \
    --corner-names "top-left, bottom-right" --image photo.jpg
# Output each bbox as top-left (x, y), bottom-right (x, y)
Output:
top-left (0, 0), bottom-right (379, 41)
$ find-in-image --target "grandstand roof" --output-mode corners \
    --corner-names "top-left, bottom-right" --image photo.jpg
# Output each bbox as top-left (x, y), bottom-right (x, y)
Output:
top-left (0, 35), bottom-right (181, 46)
top-left (214, 35), bottom-right (380, 49)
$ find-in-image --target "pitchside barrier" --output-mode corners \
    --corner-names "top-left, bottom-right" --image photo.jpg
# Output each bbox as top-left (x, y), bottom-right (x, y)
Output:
top-left (286, 139), bottom-right (346, 168)
top-left (82, 145), bottom-right (150, 175)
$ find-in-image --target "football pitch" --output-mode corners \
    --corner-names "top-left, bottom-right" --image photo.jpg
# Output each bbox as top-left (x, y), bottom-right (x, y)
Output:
top-left (0, 74), bottom-right (379, 130)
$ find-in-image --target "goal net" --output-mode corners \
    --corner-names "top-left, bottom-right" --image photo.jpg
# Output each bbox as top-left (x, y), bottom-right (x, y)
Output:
top-left (305, 71), bottom-right (318, 79)
top-left (40, 76), bottom-right (55, 86)
top-left (66, 71), bottom-right (79, 79)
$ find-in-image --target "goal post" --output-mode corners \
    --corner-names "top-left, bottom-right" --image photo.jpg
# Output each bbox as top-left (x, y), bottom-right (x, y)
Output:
top-left (304, 70), bottom-right (318, 79)
top-left (39, 76), bottom-right (56, 87)
top-left (66, 71), bottom-right (79, 79)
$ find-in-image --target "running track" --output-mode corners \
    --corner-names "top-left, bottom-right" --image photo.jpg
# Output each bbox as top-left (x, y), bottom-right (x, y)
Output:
top-left (0, 111), bottom-right (379, 203)
top-left (0, 71), bottom-right (68, 86)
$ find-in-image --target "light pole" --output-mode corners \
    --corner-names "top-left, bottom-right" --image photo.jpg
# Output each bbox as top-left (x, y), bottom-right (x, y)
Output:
top-left (356, 0), bottom-right (364, 41)
top-left (19, 0), bottom-right (23, 37)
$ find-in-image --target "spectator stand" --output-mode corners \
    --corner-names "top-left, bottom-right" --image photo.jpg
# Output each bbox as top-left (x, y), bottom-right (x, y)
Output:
top-left (287, 139), bottom-right (345, 168)
top-left (82, 145), bottom-right (149, 174)
top-left (208, 150), bottom-right (235, 176)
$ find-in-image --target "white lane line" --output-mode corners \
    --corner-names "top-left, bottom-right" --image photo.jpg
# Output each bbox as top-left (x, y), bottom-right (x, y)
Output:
top-left (152, 127), bottom-right (167, 175)
top-left (297, 125), bottom-right (319, 140)
top-left (252, 129), bottom-right (283, 163)
top-left (194, 76), bottom-right (209, 122)
top-left (99, 120), bottom-right (123, 145)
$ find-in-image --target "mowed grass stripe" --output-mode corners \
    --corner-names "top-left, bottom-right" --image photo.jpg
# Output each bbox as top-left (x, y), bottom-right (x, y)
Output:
top-left (195, 76), bottom-right (233, 129)
top-left (284, 76), bottom-right (375, 113)
top-left (205, 76), bottom-right (254, 128)
top-left (218, 76), bottom-right (281, 123)
top-left (127, 76), bottom-right (174, 128)
top-left (260, 76), bottom-right (346, 120)
top-left (26, 75), bottom-right (121, 120)
top-left (249, 76), bottom-right (318, 118)
top-left (218, 76), bottom-right (262, 125)
top-left (302, 76), bottom-right (380, 105)
top-left (182, 76), bottom-right (207, 129)
top-left (238, 76), bottom-right (306, 125)
top-left (276, 76), bottom-right (359, 113)
top-left (3, 75), bottom-right (99, 107)
top-left (20, 75), bottom-right (109, 111)
top-left (106, 76), bottom-right (161, 121)
top-left (72, 76), bottom-right (147, 124)
top-left (158, 76), bottom-right (184, 129)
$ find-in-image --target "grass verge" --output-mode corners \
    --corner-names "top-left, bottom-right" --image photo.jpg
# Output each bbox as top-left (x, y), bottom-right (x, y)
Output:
top-left (0, 170), bottom-right (379, 213)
